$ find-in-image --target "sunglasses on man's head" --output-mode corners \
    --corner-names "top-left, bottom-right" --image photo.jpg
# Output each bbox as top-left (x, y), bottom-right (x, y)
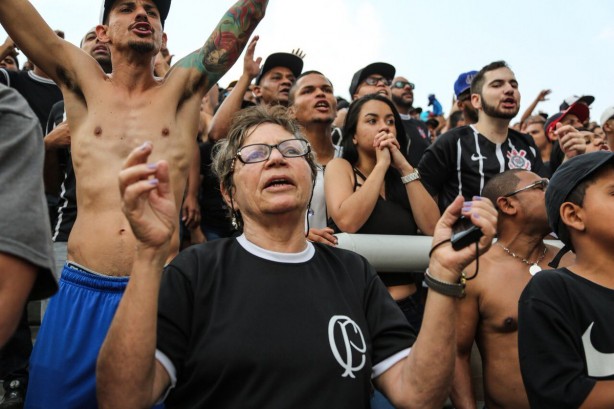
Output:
top-left (503, 178), bottom-right (549, 197)
top-left (391, 81), bottom-right (415, 90)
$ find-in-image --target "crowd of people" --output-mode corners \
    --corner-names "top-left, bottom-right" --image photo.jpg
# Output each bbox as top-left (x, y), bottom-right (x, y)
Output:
top-left (0, 0), bottom-right (613, 408)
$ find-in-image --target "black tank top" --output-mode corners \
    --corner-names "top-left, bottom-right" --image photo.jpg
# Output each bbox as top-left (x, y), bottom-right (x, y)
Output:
top-left (352, 168), bottom-right (417, 286)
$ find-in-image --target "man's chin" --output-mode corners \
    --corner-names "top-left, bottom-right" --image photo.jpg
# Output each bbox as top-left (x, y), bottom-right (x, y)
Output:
top-left (128, 41), bottom-right (156, 54)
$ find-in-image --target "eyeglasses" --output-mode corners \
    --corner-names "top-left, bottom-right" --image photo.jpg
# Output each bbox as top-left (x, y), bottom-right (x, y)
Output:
top-left (235, 138), bottom-right (311, 164)
top-left (503, 178), bottom-right (549, 197)
top-left (391, 81), bottom-right (415, 90)
top-left (363, 76), bottom-right (392, 87)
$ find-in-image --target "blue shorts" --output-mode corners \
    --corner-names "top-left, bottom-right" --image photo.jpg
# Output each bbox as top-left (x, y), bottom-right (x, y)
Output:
top-left (25, 262), bottom-right (129, 409)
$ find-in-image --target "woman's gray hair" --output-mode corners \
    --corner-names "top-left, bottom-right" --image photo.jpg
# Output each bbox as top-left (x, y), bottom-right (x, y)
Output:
top-left (212, 104), bottom-right (318, 198)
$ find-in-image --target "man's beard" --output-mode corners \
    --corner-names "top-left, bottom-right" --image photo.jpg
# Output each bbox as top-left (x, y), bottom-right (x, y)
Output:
top-left (392, 93), bottom-right (412, 110)
top-left (463, 103), bottom-right (479, 124)
top-left (481, 98), bottom-right (519, 120)
top-left (128, 41), bottom-right (155, 54)
top-left (95, 56), bottom-right (113, 74)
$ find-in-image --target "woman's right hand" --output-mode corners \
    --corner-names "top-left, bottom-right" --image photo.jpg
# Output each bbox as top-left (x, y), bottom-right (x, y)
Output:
top-left (428, 196), bottom-right (497, 282)
top-left (373, 130), bottom-right (394, 167)
top-left (119, 142), bottom-right (177, 250)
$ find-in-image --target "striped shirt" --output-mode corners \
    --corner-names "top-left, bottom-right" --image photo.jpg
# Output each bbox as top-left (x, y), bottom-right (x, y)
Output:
top-left (418, 125), bottom-right (544, 212)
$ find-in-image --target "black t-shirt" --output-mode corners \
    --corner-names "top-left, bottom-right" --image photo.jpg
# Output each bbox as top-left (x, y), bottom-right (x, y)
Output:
top-left (418, 125), bottom-right (544, 212)
top-left (0, 68), bottom-right (62, 131)
top-left (156, 237), bottom-right (415, 409)
top-left (518, 268), bottom-right (614, 409)
top-left (400, 116), bottom-right (430, 167)
top-left (198, 141), bottom-right (232, 233)
top-left (46, 101), bottom-right (76, 242)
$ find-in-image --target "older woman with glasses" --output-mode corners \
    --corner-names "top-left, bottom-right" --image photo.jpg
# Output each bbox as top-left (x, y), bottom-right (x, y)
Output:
top-left (97, 105), bottom-right (497, 409)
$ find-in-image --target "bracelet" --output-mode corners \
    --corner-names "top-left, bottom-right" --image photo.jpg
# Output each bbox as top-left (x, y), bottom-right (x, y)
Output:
top-left (401, 169), bottom-right (420, 184)
top-left (424, 268), bottom-right (466, 298)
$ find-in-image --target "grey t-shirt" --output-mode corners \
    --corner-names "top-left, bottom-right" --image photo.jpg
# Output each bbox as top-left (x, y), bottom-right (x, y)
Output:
top-left (0, 84), bottom-right (57, 300)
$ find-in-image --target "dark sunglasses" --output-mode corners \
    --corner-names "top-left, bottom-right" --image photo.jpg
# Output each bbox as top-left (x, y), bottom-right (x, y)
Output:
top-left (504, 178), bottom-right (549, 197)
top-left (391, 81), bottom-right (415, 90)
top-left (363, 76), bottom-right (392, 86)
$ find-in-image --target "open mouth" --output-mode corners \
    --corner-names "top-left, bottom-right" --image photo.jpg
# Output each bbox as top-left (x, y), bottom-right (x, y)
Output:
top-left (132, 22), bottom-right (153, 35)
top-left (502, 97), bottom-right (516, 108)
top-left (93, 45), bottom-right (109, 55)
top-left (315, 100), bottom-right (330, 111)
top-left (264, 178), bottom-right (294, 190)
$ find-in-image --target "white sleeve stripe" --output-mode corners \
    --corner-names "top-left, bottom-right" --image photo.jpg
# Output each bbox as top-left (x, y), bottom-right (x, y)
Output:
top-left (154, 349), bottom-right (177, 403)
top-left (371, 347), bottom-right (411, 379)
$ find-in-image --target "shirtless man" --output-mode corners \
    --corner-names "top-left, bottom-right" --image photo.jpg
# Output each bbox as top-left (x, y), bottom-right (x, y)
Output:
top-left (450, 169), bottom-right (573, 409)
top-left (0, 0), bottom-right (267, 407)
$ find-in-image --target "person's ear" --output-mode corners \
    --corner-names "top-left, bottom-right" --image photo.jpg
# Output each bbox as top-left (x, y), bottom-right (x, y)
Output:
top-left (161, 32), bottom-right (168, 48)
top-left (560, 202), bottom-right (585, 234)
top-left (471, 93), bottom-right (481, 110)
top-left (252, 85), bottom-right (262, 99)
top-left (287, 105), bottom-right (296, 118)
top-left (220, 183), bottom-right (235, 210)
top-left (496, 196), bottom-right (517, 216)
top-left (95, 25), bottom-right (110, 44)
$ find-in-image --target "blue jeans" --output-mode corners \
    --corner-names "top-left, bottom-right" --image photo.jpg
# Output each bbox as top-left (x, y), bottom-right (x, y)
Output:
top-left (371, 389), bottom-right (395, 409)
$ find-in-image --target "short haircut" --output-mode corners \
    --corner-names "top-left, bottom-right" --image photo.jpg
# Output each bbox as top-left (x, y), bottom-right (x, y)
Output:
top-left (557, 162), bottom-right (614, 250)
top-left (288, 70), bottom-right (333, 106)
top-left (524, 115), bottom-right (546, 127)
top-left (212, 105), bottom-right (318, 197)
top-left (481, 169), bottom-right (525, 212)
top-left (470, 60), bottom-right (510, 96)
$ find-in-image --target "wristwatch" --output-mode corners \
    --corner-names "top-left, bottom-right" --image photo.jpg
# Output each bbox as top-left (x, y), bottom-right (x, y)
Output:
top-left (401, 169), bottom-right (420, 185)
top-left (424, 269), bottom-right (466, 298)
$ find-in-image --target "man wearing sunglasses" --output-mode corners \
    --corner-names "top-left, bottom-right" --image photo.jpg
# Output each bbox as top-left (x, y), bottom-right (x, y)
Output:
top-left (390, 75), bottom-right (431, 167)
top-left (349, 62), bottom-right (395, 100)
top-left (451, 169), bottom-right (573, 409)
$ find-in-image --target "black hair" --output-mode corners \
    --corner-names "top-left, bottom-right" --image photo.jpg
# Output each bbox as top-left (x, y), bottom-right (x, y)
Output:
top-left (288, 70), bottom-right (333, 106)
top-left (340, 94), bottom-right (411, 210)
top-left (557, 162), bottom-right (614, 251)
top-left (481, 169), bottom-right (525, 211)
top-left (449, 110), bottom-right (464, 129)
top-left (470, 60), bottom-right (510, 96)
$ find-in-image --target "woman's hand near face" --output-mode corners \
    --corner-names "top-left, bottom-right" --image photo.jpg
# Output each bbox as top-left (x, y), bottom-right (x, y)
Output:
top-left (119, 142), bottom-right (177, 252)
top-left (373, 130), bottom-right (393, 167)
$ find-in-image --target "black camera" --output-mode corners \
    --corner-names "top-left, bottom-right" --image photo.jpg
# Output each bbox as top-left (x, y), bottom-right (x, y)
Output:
top-left (451, 216), bottom-right (483, 250)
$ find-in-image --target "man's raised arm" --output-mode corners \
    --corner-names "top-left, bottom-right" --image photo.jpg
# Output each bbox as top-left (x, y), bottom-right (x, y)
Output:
top-left (170, 0), bottom-right (267, 96)
top-left (0, 0), bottom-right (78, 84)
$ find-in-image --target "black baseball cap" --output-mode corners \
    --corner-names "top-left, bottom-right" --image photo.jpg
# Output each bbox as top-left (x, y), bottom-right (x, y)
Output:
top-left (559, 95), bottom-right (595, 111)
top-left (546, 151), bottom-right (614, 250)
top-left (254, 53), bottom-right (303, 85)
top-left (101, 0), bottom-right (171, 27)
top-left (349, 62), bottom-right (395, 97)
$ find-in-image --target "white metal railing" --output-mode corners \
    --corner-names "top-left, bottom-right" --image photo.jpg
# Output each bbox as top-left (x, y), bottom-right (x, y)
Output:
top-left (335, 234), bottom-right (564, 272)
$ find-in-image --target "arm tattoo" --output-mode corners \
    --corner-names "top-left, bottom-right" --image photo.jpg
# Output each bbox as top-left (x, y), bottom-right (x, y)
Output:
top-left (178, 0), bottom-right (267, 79)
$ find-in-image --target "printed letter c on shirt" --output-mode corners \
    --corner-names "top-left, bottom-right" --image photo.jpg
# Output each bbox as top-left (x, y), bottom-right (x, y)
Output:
top-left (328, 315), bottom-right (367, 378)
top-left (582, 322), bottom-right (614, 378)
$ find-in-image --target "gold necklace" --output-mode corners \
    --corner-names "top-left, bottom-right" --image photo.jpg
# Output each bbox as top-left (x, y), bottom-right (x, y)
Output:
top-left (496, 242), bottom-right (547, 276)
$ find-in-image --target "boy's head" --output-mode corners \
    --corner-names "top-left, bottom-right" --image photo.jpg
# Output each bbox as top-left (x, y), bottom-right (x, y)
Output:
top-left (546, 151), bottom-right (614, 251)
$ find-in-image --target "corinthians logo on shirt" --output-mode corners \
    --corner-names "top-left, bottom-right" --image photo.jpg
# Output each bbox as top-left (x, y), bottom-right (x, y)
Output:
top-left (506, 148), bottom-right (532, 170)
top-left (328, 315), bottom-right (366, 378)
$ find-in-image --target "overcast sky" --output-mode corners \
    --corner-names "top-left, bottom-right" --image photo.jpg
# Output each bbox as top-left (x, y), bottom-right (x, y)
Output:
top-left (3, 0), bottom-right (613, 122)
